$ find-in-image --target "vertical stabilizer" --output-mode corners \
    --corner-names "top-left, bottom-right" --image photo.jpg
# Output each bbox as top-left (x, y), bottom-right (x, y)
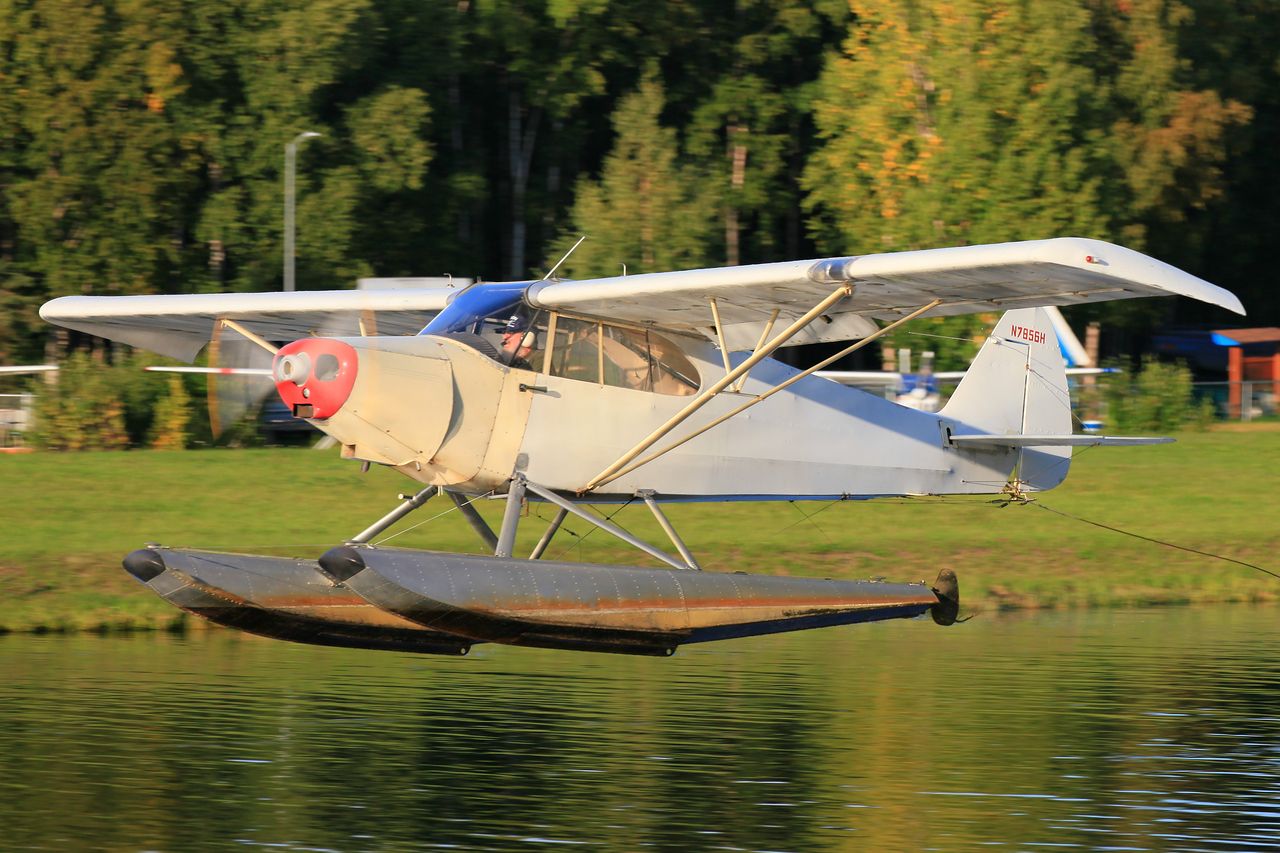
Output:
top-left (940, 308), bottom-right (1073, 491)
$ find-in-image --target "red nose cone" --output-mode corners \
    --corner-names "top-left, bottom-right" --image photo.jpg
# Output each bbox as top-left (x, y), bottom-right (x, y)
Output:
top-left (273, 339), bottom-right (358, 419)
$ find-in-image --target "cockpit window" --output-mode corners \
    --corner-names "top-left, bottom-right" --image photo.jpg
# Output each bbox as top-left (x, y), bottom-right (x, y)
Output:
top-left (420, 294), bottom-right (697, 388)
top-left (548, 314), bottom-right (698, 395)
top-left (418, 282), bottom-right (544, 370)
top-left (644, 330), bottom-right (700, 394)
top-left (549, 317), bottom-right (601, 382)
top-left (419, 283), bottom-right (526, 337)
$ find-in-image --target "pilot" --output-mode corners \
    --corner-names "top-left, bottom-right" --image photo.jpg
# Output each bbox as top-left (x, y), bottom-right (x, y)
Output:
top-left (501, 315), bottom-right (537, 370)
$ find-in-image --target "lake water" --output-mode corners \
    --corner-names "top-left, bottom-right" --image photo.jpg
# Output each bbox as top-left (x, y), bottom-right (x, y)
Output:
top-left (3, 605), bottom-right (1279, 851)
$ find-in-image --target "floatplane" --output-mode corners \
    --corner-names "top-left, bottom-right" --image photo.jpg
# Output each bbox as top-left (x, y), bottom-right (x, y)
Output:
top-left (41, 238), bottom-right (1243, 655)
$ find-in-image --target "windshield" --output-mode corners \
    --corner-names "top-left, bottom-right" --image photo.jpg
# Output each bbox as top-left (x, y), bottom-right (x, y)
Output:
top-left (418, 282), bottom-right (544, 370)
top-left (419, 282), bottom-right (528, 336)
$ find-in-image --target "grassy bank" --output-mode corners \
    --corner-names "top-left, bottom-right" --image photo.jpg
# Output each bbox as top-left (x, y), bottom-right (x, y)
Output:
top-left (2, 426), bottom-right (1278, 632)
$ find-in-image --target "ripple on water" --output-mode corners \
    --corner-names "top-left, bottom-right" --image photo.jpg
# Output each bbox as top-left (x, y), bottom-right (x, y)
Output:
top-left (0, 605), bottom-right (1278, 850)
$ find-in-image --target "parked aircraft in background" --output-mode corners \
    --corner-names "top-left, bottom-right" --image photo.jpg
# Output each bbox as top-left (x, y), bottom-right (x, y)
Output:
top-left (0, 364), bottom-right (58, 375)
top-left (816, 306), bottom-right (1111, 412)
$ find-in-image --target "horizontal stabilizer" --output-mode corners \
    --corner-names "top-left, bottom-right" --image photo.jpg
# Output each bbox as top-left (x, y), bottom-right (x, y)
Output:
top-left (949, 434), bottom-right (1174, 448)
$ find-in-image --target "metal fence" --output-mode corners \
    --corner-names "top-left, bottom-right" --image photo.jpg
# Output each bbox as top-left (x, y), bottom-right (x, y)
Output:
top-left (0, 392), bottom-right (36, 447)
top-left (1192, 381), bottom-right (1278, 422)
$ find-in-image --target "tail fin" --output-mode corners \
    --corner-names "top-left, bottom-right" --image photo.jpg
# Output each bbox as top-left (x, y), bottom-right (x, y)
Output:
top-left (940, 308), bottom-right (1073, 491)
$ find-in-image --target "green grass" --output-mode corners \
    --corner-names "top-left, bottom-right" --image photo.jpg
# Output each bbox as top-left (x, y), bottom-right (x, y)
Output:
top-left (2, 426), bottom-right (1278, 631)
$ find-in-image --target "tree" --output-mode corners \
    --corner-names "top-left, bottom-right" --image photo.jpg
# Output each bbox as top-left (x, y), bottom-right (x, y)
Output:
top-left (149, 374), bottom-right (192, 449)
top-left (1, 0), bottom-right (202, 302)
top-left (802, 0), bottom-right (1251, 366)
top-left (804, 0), bottom-right (1115, 254)
top-left (550, 75), bottom-right (718, 280)
top-left (683, 1), bottom-right (850, 265)
top-left (1174, 0), bottom-right (1280, 323)
top-left (33, 351), bottom-right (129, 451)
top-left (1, 0), bottom-right (1275, 381)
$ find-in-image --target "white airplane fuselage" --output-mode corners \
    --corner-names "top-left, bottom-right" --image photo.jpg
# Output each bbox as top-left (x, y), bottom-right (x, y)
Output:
top-left (272, 321), bottom-right (1062, 501)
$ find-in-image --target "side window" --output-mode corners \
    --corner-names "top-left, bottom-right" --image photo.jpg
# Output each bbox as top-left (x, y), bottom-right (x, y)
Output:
top-left (548, 314), bottom-right (700, 396)
top-left (549, 317), bottom-right (601, 383)
top-left (647, 332), bottom-right (699, 395)
top-left (600, 326), bottom-right (653, 392)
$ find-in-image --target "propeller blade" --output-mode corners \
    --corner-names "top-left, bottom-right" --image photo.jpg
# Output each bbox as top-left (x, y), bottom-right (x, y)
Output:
top-left (208, 318), bottom-right (223, 438)
top-left (206, 318), bottom-right (276, 441)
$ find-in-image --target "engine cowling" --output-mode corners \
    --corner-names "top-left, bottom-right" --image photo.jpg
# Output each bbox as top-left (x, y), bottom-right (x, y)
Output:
top-left (271, 334), bottom-right (532, 492)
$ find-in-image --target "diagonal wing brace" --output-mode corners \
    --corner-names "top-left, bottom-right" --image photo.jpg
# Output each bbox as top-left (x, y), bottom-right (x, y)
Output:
top-left (580, 283), bottom-right (855, 492)
top-left (585, 298), bottom-right (943, 493)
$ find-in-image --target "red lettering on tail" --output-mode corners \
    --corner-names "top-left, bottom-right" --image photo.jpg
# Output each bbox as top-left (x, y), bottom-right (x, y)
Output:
top-left (1009, 324), bottom-right (1047, 345)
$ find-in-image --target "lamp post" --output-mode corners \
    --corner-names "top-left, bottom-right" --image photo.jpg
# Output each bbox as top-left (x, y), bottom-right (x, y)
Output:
top-left (284, 131), bottom-right (322, 291)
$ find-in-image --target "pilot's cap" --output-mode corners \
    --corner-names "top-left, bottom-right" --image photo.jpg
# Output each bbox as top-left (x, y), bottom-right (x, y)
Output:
top-left (503, 315), bottom-right (529, 334)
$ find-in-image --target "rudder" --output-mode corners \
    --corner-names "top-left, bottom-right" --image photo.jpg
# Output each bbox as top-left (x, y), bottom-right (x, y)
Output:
top-left (940, 308), bottom-right (1073, 491)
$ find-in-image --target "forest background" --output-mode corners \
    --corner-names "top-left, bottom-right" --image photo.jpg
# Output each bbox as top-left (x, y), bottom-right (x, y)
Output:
top-left (1, 0), bottom-right (1276, 400)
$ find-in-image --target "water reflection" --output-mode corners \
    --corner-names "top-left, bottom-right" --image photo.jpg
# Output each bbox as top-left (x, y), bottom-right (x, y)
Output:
top-left (2, 606), bottom-right (1279, 850)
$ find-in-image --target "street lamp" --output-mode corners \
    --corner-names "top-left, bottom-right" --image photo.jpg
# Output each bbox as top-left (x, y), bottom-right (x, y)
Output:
top-left (284, 131), bottom-right (322, 291)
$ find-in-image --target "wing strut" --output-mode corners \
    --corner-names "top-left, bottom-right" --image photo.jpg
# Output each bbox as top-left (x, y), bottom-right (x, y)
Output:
top-left (220, 318), bottom-right (280, 355)
top-left (734, 309), bottom-right (779, 392)
top-left (708, 298), bottom-right (734, 378)
top-left (581, 283), bottom-right (855, 492)
top-left (589, 298), bottom-right (943, 492)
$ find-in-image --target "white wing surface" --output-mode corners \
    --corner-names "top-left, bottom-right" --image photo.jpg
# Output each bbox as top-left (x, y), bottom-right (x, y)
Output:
top-left (40, 288), bottom-right (456, 361)
top-left (528, 238), bottom-right (1243, 348)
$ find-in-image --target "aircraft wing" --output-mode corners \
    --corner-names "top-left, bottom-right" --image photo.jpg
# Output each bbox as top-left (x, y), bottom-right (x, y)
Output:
top-left (40, 288), bottom-right (456, 361)
top-left (528, 238), bottom-right (1244, 348)
top-left (0, 365), bottom-right (59, 375)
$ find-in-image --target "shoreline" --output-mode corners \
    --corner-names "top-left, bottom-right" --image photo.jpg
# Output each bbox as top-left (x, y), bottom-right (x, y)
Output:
top-left (2, 426), bottom-right (1276, 634)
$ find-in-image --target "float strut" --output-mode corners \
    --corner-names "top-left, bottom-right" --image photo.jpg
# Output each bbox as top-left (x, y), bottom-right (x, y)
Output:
top-left (495, 475), bottom-right (528, 558)
top-left (349, 486), bottom-right (438, 544)
top-left (529, 507), bottom-right (569, 560)
top-left (638, 491), bottom-right (700, 570)
top-left (449, 492), bottom-right (499, 551)
top-left (522, 480), bottom-right (693, 571)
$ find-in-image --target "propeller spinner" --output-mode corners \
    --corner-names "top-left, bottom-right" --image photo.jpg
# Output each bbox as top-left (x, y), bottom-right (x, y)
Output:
top-left (272, 339), bottom-right (359, 419)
